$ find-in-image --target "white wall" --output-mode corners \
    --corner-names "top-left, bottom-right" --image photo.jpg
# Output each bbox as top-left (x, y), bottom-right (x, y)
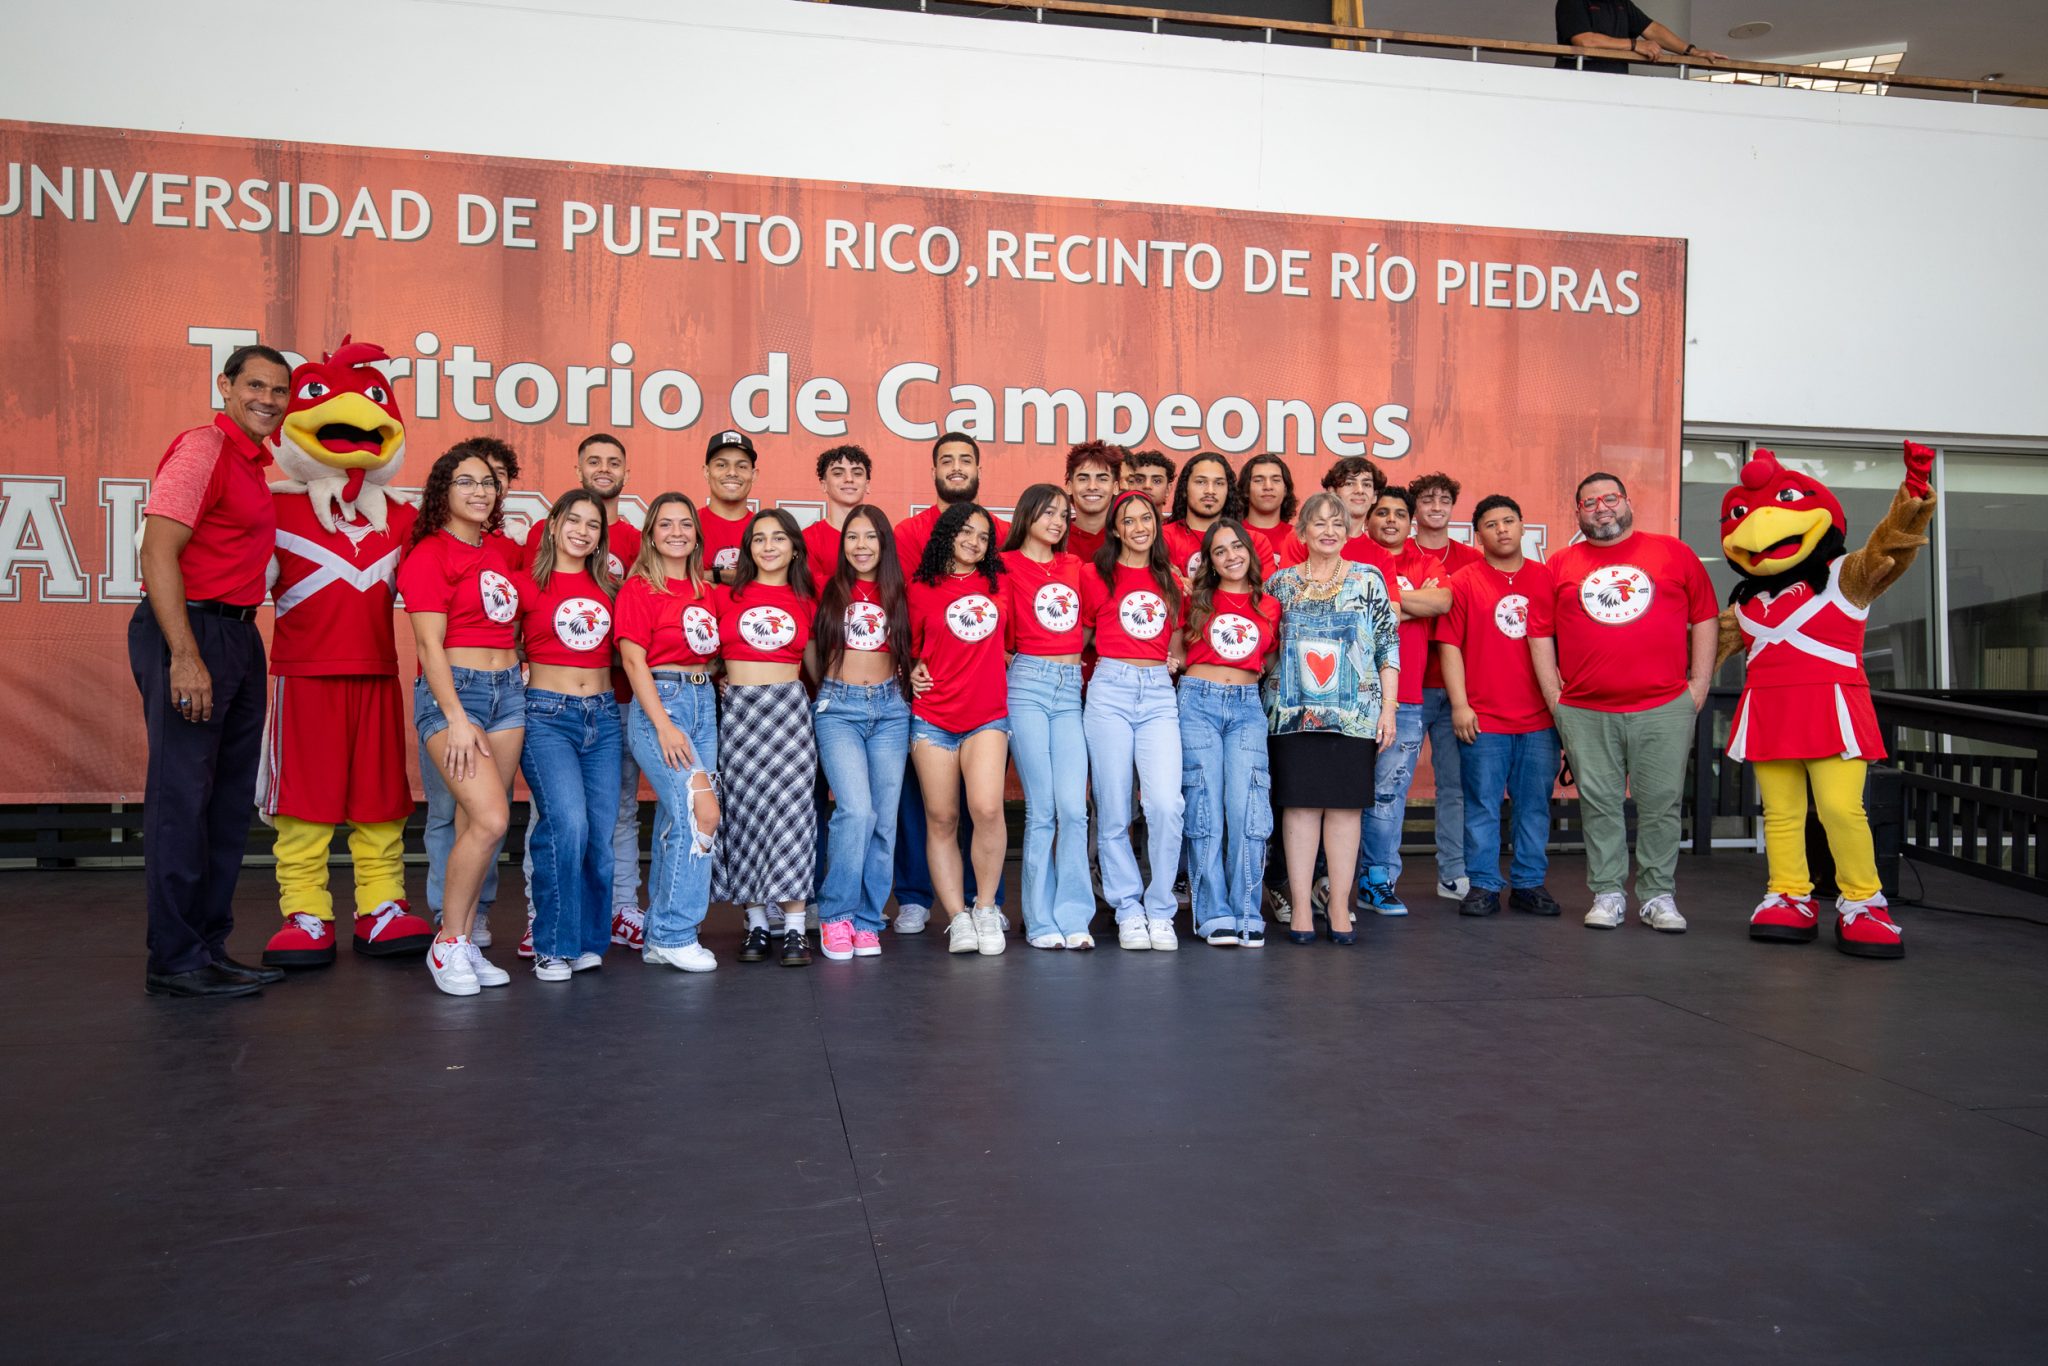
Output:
top-left (5, 0), bottom-right (2044, 440)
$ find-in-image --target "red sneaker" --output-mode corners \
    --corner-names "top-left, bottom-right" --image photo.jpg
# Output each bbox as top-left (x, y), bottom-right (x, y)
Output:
top-left (1835, 894), bottom-right (1904, 960)
top-left (1748, 892), bottom-right (1820, 944)
top-left (610, 905), bottom-right (645, 950)
top-left (263, 912), bottom-right (338, 968)
top-left (353, 900), bottom-right (435, 958)
top-left (517, 914), bottom-right (535, 959)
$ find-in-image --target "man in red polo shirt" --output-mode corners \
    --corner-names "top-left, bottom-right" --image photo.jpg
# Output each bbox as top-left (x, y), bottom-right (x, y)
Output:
top-left (132, 344), bottom-right (293, 998)
top-left (1532, 471), bottom-right (1719, 935)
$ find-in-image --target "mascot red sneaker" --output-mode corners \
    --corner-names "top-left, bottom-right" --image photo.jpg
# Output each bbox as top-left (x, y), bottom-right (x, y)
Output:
top-left (258, 337), bottom-right (431, 966)
top-left (1715, 441), bottom-right (1936, 960)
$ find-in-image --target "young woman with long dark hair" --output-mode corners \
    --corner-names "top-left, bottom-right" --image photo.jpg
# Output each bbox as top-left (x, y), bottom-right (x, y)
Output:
top-left (908, 502), bottom-right (1011, 957)
top-left (515, 488), bottom-right (622, 982)
top-left (1178, 517), bottom-right (1282, 948)
top-left (1000, 483), bottom-right (1094, 950)
top-left (1082, 490), bottom-right (1187, 951)
top-left (399, 444), bottom-right (524, 996)
top-left (713, 508), bottom-right (819, 967)
top-left (810, 504), bottom-right (915, 961)
top-left (616, 491), bottom-right (723, 973)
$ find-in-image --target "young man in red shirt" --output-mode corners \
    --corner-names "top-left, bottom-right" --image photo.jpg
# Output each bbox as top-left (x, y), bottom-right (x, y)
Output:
top-left (132, 344), bottom-right (294, 998)
top-left (1064, 440), bottom-right (1122, 564)
top-left (1532, 472), bottom-right (1719, 934)
top-left (1354, 487), bottom-right (1450, 915)
top-left (1161, 453), bottom-right (1272, 582)
top-left (804, 443), bottom-right (872, 584)
top-left (894, 432), bottom-right (1010, 573)
top-left (698, 429), bottom-right (758, 582)
top-left (1120, 449), bottom-right (1176, 506)
top-left (1238, 453), bottom-right (1302, 574)
top-left (1437, 495), bottom-right (1562, 919)
top-left (1407, 471), bottom-right (1485, 901)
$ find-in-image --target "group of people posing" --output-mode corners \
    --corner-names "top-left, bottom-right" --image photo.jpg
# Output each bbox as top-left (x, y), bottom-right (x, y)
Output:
top-left (132, 346), bottom-right (1722, 1000)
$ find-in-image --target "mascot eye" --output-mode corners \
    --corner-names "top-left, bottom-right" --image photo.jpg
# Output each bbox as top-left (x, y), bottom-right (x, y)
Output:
top-left (1726, 502), bottom-right (1748, 521)
top-left (297, 380), bottom-right (329, 400)
top-left (366, 385), bottom-right (390, 404)
top-left (1775, 488), bottom-right (1804, 504)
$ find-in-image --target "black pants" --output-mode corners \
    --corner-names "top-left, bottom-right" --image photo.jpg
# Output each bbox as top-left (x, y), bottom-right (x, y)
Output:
top-left (128, 602), bottom-right (266, 975)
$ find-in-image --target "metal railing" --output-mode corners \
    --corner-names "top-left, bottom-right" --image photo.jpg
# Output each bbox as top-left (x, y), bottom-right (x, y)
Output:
top-left (880, 1), bottom-right (2048, 104)
top-left (1875, 691), bottom-right (2048, 893)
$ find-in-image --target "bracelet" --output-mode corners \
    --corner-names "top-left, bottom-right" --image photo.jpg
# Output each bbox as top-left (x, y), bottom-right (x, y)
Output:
top-left (1684, 43), bottom-right (1697, 55)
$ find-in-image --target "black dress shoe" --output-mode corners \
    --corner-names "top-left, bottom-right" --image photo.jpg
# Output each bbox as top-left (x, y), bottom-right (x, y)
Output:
top-left (739, 925), bottom-right (773, 963)
top-left (145, 963), bottom-right (263, 999)
top-left (779, 928), bottom-right (812, 967)
top-left (1509, 886), bottom-right (1563, 917)
top-left (214, 955), bottom-right (286, 985)
top-left (1459, 888), bottom-right (1502, 917)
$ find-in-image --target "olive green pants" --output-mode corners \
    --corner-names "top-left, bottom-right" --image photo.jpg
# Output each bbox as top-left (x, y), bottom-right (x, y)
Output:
top-left (1554, 693), bottom-right (1696, 901)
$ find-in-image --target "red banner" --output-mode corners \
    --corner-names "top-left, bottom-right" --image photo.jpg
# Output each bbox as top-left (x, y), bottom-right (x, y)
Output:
top-left (0, 119), bottom-right (1683, 802)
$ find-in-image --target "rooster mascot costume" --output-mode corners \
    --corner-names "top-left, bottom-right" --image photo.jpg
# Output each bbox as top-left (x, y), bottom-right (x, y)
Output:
top-left (258, 338), bottom-right (433, 967)
top-left (1715, 440), bottom-right (1936, 960)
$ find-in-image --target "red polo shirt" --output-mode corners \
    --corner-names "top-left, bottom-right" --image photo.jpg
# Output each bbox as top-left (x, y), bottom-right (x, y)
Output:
top-left (144, 414), bottom-right (277, 607)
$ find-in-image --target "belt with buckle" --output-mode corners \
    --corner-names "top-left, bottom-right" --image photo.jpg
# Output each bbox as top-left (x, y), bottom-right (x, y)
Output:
top-left (652, 669), bottom-right (715, 685)
top-left (187, 600), bottom-right (261, 622)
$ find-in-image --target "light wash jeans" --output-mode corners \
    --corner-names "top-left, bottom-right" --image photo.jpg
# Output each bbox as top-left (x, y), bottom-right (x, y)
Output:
top-left (1357, 702), bottom-right (1424, 889)
top-left (1008, 655), bottom-right (1093, 939)
top-left (1459, 726), bottom-right (1561, 893)
top-left (813, 678), bottom-right (911, 934)
top-left (1083, 660), bottom-right (1184, 925)
top-left (628, 679), bottom-right (719, 948)
top-left (423, 756), bottom-right (500, 916)
top-left (1420, 687), bottom-right (1465, 883)
top-left (521, 690), bottom-right (621, 960)
top-left (1177, 678), bottom-right (1273, 937)
top-left (613, 699), bottom-right (642, 911)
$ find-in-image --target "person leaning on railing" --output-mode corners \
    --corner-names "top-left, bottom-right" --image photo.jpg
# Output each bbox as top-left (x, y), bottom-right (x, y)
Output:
top-left (1555, 0), bottom-right (1725, 75)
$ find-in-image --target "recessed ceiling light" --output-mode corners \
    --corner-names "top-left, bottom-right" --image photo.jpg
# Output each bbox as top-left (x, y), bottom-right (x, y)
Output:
top-left (1728, 22), bottom-right (1774, 40)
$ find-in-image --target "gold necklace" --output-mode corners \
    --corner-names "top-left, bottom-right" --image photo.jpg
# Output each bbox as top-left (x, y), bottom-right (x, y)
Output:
top-left (1296, 559), bottom-right (1345, 603)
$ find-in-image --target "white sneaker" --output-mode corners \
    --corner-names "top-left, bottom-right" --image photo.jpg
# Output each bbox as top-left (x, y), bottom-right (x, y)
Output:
top-left (893, 904), bottom-right (930, 935)
top-left (464, 941), bottom-right (510, 988)
top-left (1584, 892), bottom-right (1627, 929)
top-left (1118, 920), bottom-right (1152, 951)
top-left (571, 951), bottom-right (604, 971)
top-left (533, 954), bottom-right (572, 982)
top-left (1639, 894), bottom-right (1688, 933)
top-left (644, 942), bottom-right (717, 972)
top-left (1028, 932), bottom-right (1066, 950)
top-left (1437, 876), bottom-right (1470, 901)
top-left (1065, 932), bottom-right (1096, 950)
top-left (610, 904), bottom-right (645, 949)
top-left (972, 906), bottom-right (1006, 955)
top-left (947, 913), bottom-right (980, 954)
top-left (1148, 918), bottom-right (1179, 952)
top-left (471, 913), bottom-right (492, 949)
top-left (426, 937), bottom-right (480, 996)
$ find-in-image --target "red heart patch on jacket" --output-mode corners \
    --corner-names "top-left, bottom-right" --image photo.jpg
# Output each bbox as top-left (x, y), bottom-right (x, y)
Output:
top-left (1303, 649), bottom-right (1337, 689)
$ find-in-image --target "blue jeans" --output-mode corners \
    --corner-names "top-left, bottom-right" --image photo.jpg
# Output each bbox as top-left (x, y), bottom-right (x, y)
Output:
top-left (628, 679), bottom-right (719, 948)
top-left (1459, 726), bottom-right (1561, 893)
top-left (1083, 660), bottom-right (1184, 924)
top-left (1178, 678), bottom-right (1272, 936)
top-left (1357, 703), bottom-right (1424, 889)
top-left (1008, 656), bottom-right (1093, 939)
top-left (521, 689), bottom-right (622, 959)
top-left (1421, 687), bottom-right (1466, 882)
top-left (814, 679), bottom-right (911, 933)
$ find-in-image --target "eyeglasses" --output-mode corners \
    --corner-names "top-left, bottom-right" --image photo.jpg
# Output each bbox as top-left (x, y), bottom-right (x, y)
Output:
top-left (1577, 493), bottom-right (1625, 512)
top-left (452, 476), bottom-right (497, 492)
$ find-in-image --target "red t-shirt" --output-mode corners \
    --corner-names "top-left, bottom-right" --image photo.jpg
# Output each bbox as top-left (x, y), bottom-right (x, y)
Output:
top-left (397, 528), bottom-right (521, 649)
top-left (600, 518), bottom-right (641, 581)
top-left (711, 582), bottom-right (811, 665)
top-left (1437, 560), bottom-right (1555, 734)
top-left (614, 575), bottom-right (720, 669)
top-left (486, 528), bottom-right (526, 572)
top-left (1066, 519), bottom-right (1108, 566)
top-left (1180, 590), bottom-right (1281, 672)
top-left (908, 572), bottom-right (1008, 732)
top-left (144, 414), bottom-right (278, 606)
top-left (1407, 537), bottom-right (1483, 688)
top-left (698, 507), bottom-right (753, 578)
top-left (1246, 520), bottom-right (1302, 577)
top-left (835, 579), bottom-right (895, 656)
top-left (517, 568), bottom-right (615, 669)
top-left (803, 517), bottom-right (844, 587)
top-left (894, 503), bottom-right (1012, 575)
top-left (1540, 531), bottom-right (1718, 712)
top-left (1001, 550), bottom-right (1086, 656)
top-left (1082, 563), bottom-right (1179, 662)
top-left (1161, 520), bottom-right (1274, 584)
top-left (1385, 543), bottom-right (1447, 706)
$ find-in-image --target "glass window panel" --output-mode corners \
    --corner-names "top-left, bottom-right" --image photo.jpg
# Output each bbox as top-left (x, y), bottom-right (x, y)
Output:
top-left (1943, 451), bottom-right (2048, 693)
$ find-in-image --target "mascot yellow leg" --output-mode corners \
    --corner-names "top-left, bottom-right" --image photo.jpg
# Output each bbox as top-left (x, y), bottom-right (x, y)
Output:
top-left (1807, 758), bottom-right (1882, 900)
top-left (1750, 757), bottom-right (1895, 954)
top-left (347, 819), bottom-right (409, 916)
top-left (1754, 760), bottom-right (1816, 899)
top-left (265, 815), bottom-right (342, 966)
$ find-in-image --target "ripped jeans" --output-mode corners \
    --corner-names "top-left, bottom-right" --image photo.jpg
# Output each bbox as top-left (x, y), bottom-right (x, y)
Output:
top-left (628, 677), bottom-right (720, 949)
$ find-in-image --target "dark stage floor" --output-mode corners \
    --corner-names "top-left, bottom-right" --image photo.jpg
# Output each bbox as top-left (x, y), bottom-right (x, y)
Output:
top-left (4, 853), bottom-right (2046, 1365)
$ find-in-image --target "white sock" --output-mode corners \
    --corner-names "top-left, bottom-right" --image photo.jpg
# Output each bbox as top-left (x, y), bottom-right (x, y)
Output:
top-left (782, 911), bottom-right (806, 935)
top-left (745, 904), bottom-right (770, 931)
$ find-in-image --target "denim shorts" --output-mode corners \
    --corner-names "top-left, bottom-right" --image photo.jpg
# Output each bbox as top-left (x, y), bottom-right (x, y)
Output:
top-left (910, 715), bottom-right (1010, 751)
top-left (414, 666), bottom-right (526, 743)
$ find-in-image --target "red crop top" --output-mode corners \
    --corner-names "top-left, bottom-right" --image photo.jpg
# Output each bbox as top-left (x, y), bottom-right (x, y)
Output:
top-left (398, 529), bottom-right (520, 650)
top-left (517, 568), bottom-right (615, 668)
top-left (1082, 562), bottom-right (1179, 661)
top-left (712, 582), bottom-right (812, 665)
top-left (1181, 590), bottom-right (1281, 672)
top-left (1001, 550), bottom-right (1085, 656)
top-left (615, 574), bottom-right (720, 669)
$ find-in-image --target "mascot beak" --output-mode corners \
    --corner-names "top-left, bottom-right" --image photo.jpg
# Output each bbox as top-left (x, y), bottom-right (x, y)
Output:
top-left (1722, 506), bottom-right (1831, 576)
top-left (279, 392), bottom-right (404, 471)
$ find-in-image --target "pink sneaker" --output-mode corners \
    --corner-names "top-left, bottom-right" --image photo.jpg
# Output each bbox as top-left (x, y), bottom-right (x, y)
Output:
top-left (852, 929), bottom-right (882, 958)
top-left (820, 920), bottom-right (856, 961)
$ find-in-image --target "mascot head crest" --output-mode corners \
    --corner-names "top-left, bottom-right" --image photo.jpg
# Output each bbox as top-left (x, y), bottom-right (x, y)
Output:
top-left (1719, 448), bottom-right (1848, 599)
top-left (272, 336), bottom-right (406, 501)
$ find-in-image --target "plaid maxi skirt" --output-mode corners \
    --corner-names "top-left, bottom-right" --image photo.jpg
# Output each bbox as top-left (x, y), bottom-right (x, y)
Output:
top-left (713, 680), bottom-right (818, 905)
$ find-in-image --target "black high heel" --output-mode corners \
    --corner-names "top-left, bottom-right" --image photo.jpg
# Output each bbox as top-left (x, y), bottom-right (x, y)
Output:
top-left (1326, 924), bottom-right (1357, 946)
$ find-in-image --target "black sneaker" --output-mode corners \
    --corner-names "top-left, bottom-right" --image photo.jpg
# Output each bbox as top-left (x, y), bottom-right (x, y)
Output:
top-left (1510, 886), bottom-right (1563, 917)
top-left (1458, 888), bottom-right (1502, 917)
top-left (1239, 923), bottom-right (1266, 948)
top-left (739, 925), bottom-right (772, 962)
top-left (779, 928), bottom-right (811, 967)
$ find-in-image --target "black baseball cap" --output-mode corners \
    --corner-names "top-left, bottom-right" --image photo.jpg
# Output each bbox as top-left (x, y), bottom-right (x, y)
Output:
top-left (705, 429), bottom-right (757, 461)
